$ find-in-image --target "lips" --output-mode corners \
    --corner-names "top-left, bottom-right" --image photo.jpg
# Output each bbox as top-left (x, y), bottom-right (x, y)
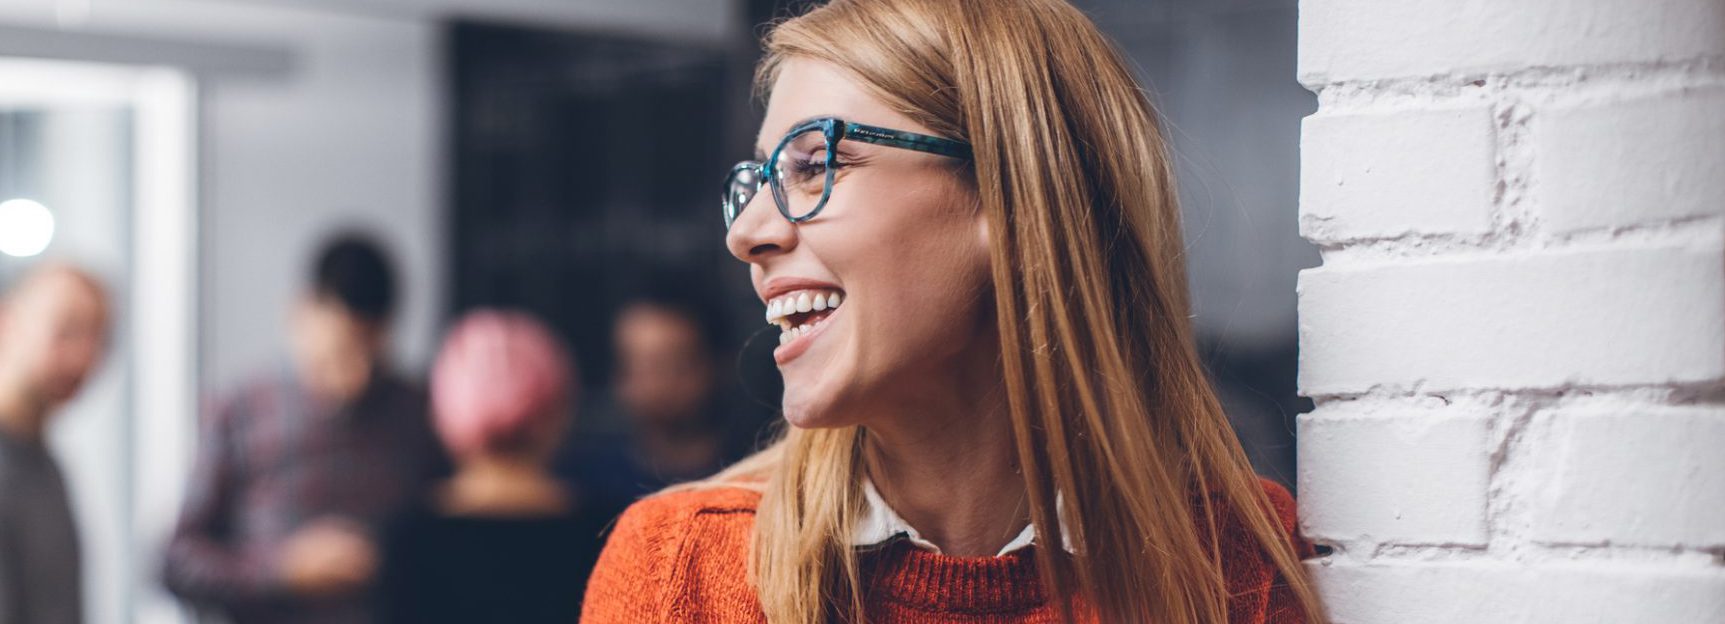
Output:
top-left (756, 277), bottom-right (845, 363)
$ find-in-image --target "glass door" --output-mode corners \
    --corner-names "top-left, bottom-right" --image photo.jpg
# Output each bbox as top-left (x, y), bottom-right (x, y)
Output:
top-left (0, 57), bottom-right (196, 624)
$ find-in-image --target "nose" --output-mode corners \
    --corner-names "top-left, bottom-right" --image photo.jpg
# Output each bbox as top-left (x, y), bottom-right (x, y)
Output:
top-left (725, 187), bottom-right (798, 263)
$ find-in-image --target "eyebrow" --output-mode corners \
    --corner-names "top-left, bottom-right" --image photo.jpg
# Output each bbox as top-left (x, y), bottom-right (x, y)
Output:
top-left (787, 114), bottom-right (833, 130)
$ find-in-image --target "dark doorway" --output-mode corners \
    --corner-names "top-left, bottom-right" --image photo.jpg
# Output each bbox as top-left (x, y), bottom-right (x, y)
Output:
top-left (446, 21), bottom-right (745, 390)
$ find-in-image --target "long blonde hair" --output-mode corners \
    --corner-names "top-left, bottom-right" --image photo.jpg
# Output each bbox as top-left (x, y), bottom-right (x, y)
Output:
top-left (700, 1), bottom-right (1326, 621)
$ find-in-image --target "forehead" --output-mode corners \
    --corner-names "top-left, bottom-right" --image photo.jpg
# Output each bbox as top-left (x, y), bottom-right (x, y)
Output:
top-left (756, 58), bottom-right (932, 156)
top-left (13, 273), bottom-right (108, 321)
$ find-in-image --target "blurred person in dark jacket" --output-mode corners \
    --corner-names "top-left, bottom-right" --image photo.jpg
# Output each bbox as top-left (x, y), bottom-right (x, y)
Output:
top-left (0, 264), bottom-right (109, 624)
top-left (162, 233), bottom-right (445, 624)
top-left (376, 309), bottom-right (599, 624)
top-left (559, 280), bottom-right (763, 515)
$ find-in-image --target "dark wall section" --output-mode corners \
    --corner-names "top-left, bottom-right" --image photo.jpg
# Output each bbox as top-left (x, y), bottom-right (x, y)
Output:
top-left (447, 21), bottom-right (743, 390)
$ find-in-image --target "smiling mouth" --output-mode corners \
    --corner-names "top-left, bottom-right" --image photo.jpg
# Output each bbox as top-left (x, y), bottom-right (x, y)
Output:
top-left (765, 289), bottom-right (844, 345)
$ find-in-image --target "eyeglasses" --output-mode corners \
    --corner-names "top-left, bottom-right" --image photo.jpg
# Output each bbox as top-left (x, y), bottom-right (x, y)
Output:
top-left (722, 117), bottom-right (972, 230)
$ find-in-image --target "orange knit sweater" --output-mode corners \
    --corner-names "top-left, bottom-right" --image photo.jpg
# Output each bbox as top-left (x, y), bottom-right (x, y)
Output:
top-left (581, 479), bottom-right (1314, 623)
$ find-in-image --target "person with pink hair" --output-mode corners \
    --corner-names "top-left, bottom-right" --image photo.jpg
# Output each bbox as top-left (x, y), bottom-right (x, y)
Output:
top-left (431, 309), bottom-right (574, 465)
top-left (374, 309), bottom-right (600, 623)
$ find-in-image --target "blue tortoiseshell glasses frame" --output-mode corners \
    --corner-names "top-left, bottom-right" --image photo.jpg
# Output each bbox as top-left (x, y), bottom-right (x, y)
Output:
top-left (722, 117), bottom-right (972, 230)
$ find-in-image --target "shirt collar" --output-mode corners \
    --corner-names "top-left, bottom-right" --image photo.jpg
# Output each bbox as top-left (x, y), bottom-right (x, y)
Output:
top-left (851, 478), bottom-right (1073, 557)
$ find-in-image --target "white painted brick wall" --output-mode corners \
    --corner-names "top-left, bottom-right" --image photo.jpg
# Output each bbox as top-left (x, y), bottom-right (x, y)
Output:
top-left (1522, 407), bottom-right (1725, 548)
top-left (1301, 107), bottom-right (1496, 243)
top-left (1535, 87), bottom-right (1725, 233)
top-left (1311, 560), bottom-right (1725, 624)
top-left (1300, 1), bottom-right (1725, 84)
top-left (1299, 241), bottom-right (1725, 395)
top-left (1298, 403), bottom-right (1492, 547)
top-left (1296, 0), bottom-right (1725, 621)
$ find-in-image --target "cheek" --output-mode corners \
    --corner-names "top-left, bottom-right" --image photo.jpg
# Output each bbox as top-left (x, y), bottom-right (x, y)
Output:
top-left (825, 176), bottom-right (991, 365)
top-left (865, 250), bottom-right (990, 365)
top-left (63, 336), bottom-right (102, 367)
top-left (827, 169), bottom-right (983, 276)
top-left (23, 336), bottom-right (64, 375)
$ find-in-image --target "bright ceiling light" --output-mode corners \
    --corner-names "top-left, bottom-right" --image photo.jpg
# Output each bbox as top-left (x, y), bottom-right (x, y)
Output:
top-left (0, 199), bottom-right (55, 257)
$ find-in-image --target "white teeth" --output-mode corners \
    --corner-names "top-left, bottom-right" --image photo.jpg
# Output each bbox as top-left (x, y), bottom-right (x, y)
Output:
top-left (763, 289), bottom-right (846, 326)
top-left (776, 314), bottom-right (839, 347)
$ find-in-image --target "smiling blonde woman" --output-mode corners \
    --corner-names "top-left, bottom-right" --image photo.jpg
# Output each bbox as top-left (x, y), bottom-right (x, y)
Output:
top-left (581, 1), bottom-right (1326, 622)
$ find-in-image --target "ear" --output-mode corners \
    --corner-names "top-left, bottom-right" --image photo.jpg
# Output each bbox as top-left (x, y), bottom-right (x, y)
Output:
top-left (971, 198), bottom-right (993, 262)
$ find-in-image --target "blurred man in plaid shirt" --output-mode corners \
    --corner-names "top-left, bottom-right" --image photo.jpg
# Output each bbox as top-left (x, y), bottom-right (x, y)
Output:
top-left (163, 233), bottom-right (446, 624)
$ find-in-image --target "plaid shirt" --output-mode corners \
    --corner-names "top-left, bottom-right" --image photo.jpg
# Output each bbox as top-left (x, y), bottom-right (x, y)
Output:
top-left (162, 364), bottom-right (447, 624)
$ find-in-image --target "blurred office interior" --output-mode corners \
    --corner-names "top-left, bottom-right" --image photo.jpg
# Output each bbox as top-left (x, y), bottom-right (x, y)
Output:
top-left (0, 0), bottom-right (1313, 621)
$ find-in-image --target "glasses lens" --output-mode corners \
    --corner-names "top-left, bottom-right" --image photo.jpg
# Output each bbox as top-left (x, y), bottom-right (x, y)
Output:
top-left (770, 127), bottom-right (832, 222)
top-left (723, 162), bottom-right (762, 229)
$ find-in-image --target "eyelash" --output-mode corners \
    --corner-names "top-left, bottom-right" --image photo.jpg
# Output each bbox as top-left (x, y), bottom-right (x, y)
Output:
top-left (789, 149), bottom-right (861, 176)
top-left (790, 158), bottom-right (835, 177)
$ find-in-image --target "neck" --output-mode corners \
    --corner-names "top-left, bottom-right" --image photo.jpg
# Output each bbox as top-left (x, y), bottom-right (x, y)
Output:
top-left (441, 455), bottom-right (568, 516)
top-left (862, 361), bottom-right (1026, 557)
top-left (294, 353), bottom-right (382, 407)
top-left (639, 409), bottom-right (715, 443)
top-left (0, 378), bottom-right (47, 442)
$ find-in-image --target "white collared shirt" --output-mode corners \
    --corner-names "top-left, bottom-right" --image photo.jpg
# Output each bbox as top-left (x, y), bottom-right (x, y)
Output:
top-left (850, 479), bottom-right (1073, 557)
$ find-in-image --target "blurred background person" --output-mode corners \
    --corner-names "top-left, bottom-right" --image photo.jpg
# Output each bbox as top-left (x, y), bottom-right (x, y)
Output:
top-left (161, 233), bottom-right (446, 624)
top-left (0, 264), bottom-right (109, 624)
top-left (558, 278), bottom-right (766, 519)
top-left (376, 309), bottom-right (597, 624)
top-left (0, 1), bottom-right (1316, 620)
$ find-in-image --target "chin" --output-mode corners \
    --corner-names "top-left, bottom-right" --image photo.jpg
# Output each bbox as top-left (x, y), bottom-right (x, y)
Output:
top-left (778, 370), bottom-right (865, 430)
top-left (779, 387), bottom-right (837, 429)
top-left (44, 380), bottom-right (85, 405)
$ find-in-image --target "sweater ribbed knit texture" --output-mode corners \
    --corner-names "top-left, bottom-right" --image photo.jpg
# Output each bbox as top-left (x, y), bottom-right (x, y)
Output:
top-left (581, 479), bottom-right (1312, 623)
